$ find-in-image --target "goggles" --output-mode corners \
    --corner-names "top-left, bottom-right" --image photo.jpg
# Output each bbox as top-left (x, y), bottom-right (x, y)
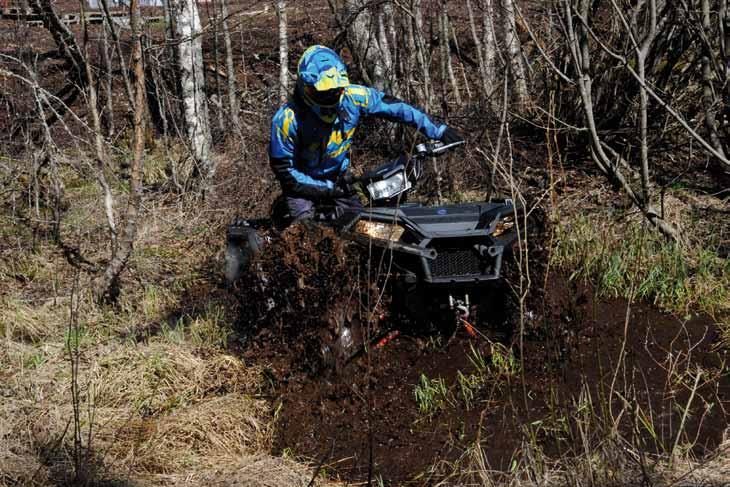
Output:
top-left (304, 85), bottom-right (344, 108)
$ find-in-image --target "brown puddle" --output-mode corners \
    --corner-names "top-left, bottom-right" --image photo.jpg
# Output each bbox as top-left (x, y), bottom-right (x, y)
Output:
top-left (243, 272), bottom-right (728, 484)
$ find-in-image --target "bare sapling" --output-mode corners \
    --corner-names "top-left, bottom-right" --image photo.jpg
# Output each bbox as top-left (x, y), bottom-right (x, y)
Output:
top-left (438, 0), bottom-right (461, 107)
top-left (81, 12), bottom-right (118, 258)
top-left (94, 0), bottom-right (146, 301)
top-left (220, 0), bottom-right (240, 129)
top-left (66, 271), bottom-right (97, 483)
top-left (557, 0), bottom-right (682, 241)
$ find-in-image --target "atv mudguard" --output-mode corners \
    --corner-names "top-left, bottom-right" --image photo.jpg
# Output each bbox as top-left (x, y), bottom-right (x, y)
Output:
top-left (225, 221), bottom-right (263, 284)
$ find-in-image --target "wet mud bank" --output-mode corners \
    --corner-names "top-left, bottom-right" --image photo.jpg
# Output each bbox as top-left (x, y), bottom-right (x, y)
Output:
top-left (240, 271), bottom-right (730, 484)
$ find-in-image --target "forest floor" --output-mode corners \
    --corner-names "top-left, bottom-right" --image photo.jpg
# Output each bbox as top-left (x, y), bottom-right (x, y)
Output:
top-left (1, 144), bottom-right (728, 485)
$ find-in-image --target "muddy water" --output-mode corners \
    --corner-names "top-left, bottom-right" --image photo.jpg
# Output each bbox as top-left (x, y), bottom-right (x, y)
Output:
top-left (250, 274), bottom-right (728, 484)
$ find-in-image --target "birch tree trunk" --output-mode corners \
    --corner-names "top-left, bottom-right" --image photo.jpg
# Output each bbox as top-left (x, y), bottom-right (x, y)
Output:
top-left (377, 6), bottom-right (396, 93)
top-left (210, 0), bottom-right (225, 131)
top-left (482, 0), bottom-right (499, 108)
top-left (172, 0), bottom-right (214, 184)
top-left (275, 0), bottom-right (289, 103)
top-left (502, 0), bottom-right (528, 109)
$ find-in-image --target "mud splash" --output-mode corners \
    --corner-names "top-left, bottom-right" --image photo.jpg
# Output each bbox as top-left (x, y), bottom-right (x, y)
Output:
top-left (236, 223), bottom-right (388, 372)
top-left (263, 273), bottom-right (728, 484)
top-left (232, 221), bottom-right (727, 484)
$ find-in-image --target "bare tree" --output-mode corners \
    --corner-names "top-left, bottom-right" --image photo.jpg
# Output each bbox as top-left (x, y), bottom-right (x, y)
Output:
top-left (220, 0), bottom-right (240, 127)
top-left (342, 0), bottom-right (394, 90)
top-left (439, 0), bottom-right (461, 106)
top-left (611, 0), bottom-right (660, 202)
top-left (560, 0), bottom-right (680, 240)
top-left (95, 0), bottom-right (146, 300)
top-left (275, 0), bottom-right (289, 102)
top-left (466, 0), bottom-right (490, 102)
top-left (503, 0), bottom-right (529, 108)
top-left (699, 0), bottom-right (727, 160)
top-left (412, 0), bottom-right (432, 107)
top-left (171, 0), bottom-right (214, 186)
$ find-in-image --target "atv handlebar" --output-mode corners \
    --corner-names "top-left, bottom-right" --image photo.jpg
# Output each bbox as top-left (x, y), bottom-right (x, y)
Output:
top-left (413, 140), bottom-right (466, 159)
top-left (350, 139), bottom-right (465, 196)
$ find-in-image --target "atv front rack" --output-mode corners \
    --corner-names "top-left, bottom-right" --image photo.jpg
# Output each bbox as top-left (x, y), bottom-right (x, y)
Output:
top-left (342, 200), bottom-right (518, 286)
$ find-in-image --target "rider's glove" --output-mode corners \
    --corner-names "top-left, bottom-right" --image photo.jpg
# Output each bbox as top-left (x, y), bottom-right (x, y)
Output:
top-left (441, 126), bottom-right (465, 145)
top-left (327, 186), bottom-right (347, 199)
top-left (335, 173), bottom-right (356, 196)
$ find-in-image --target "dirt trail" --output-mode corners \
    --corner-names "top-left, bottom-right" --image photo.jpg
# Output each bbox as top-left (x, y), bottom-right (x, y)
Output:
top-left (239, 272), bottom-right (729, 484)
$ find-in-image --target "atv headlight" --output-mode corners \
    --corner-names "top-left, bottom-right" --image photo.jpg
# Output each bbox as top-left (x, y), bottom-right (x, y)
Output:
top-left (367, 172), bottom-right (411, 200)
top-left (493, 216), bottom-right (515, 237)
top-left (354, 220), bottom-right (404, 242)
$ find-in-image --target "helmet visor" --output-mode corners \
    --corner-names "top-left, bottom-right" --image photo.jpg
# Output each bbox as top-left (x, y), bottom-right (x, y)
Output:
top-left (304, 86), bottom-right (343, 108)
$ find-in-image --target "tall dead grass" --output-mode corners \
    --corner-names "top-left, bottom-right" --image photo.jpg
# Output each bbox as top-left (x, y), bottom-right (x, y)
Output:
top-left (0, 165), bottom-right (324, 486)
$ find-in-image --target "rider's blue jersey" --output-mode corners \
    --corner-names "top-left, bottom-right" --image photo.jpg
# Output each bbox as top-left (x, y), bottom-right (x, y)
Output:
top-left (269, 85), bottom-right (446, 198)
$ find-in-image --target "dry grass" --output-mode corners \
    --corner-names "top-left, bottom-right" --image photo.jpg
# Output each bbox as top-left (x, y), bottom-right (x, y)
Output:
top-left (153, 455), bottom-right (322, 487)
top-left (1, 308), bottom-right (274, 482)
top-left (0, 159), bottom-right (324, 486)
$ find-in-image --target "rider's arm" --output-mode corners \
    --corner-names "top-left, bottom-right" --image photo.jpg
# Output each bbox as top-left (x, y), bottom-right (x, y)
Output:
top-left (351, 85), bottom-right (447, 140)
top-left (269, 106), bottom-right (335, 198)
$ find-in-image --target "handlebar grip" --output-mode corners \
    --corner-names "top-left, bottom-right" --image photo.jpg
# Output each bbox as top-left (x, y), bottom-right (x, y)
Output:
top-left (414, 140), bottom-right (465, 157)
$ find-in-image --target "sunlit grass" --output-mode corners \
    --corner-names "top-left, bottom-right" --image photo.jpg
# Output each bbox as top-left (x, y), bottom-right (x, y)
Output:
top-left (551, 216), bottom-right (729, 318)
top-left (414, 374), bottom-right (452, 415)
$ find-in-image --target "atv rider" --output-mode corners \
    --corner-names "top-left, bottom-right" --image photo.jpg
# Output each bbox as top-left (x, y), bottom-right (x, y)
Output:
top-left (269, 45), bottom-right (464, 223)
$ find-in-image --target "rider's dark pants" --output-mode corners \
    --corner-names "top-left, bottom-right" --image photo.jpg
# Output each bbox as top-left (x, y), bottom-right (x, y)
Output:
top-left (286, 195), bottom-right (363, 223)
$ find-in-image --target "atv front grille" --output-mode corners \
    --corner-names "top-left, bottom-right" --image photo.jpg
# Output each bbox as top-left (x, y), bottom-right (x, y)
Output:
top-left (430, 248), bottom-right (486, 278)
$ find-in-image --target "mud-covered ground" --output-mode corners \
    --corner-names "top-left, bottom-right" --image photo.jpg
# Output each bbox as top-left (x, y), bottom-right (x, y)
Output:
top-left (231, 227), bottom-right (729, 484)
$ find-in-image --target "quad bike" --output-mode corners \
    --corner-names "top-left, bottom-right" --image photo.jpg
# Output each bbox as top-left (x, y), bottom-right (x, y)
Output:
top-left (225, 141), bottom-right (522, 367)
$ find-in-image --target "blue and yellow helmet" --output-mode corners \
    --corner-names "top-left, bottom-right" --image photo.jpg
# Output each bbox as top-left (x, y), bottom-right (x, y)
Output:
top-left (297, 45), bottom-right (349, 123)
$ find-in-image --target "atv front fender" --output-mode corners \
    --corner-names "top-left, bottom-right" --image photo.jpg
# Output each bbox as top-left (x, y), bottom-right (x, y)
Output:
top-left (225, 222), bottom-right (263, 285)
